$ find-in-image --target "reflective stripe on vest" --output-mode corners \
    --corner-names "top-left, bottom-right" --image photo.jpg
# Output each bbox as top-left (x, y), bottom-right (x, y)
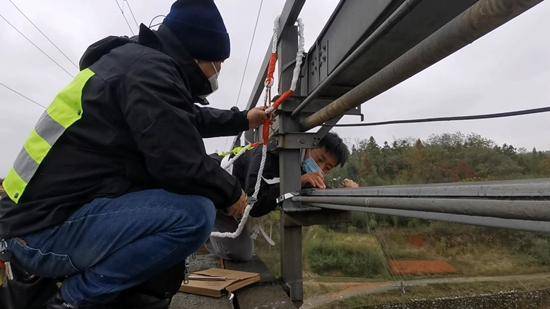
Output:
top-left (2, 68), bottom-right (95, 204)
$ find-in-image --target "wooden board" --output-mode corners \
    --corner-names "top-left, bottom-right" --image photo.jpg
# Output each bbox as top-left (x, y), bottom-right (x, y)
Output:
top-left (180, 268), bottom-right (260, 298)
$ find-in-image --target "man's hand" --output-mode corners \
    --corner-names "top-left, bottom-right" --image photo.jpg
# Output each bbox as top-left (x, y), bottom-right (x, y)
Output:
top-left (301, 173), bottom-right (326, 189)
top-left (247, 107), bottom-right (268, 130)
top-left (227, 190), bottom-right (248, 220)
top-left (342, 178), bottom-right (359, 188)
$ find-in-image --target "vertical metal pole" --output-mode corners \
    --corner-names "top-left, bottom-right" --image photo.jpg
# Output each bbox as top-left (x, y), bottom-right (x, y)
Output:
top-left (278, 25), bottom-right (304, 306)
top-left (280, 151), bottom-right (303, 305)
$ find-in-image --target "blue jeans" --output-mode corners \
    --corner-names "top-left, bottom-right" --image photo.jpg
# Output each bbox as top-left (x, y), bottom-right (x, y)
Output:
top-left (6, 189), bottom-right (215, 305)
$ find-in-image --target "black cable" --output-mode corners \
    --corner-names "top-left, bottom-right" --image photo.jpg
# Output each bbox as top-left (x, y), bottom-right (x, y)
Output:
top-left (326, 106), bottom-right (550, 127)
top-left (234, 0), bottom-right (265, 108)
top-left (0, 12), bottom-right (75, 78)
top-left (225, 0), bottom-right (264, 151)
top-left (7, 0), bottom-right (79, 70)
top-left (123, 0), bottom-right (140, 28)
top-left (0, 81), bottom-right (46, 109)
top-left (115, 0), bottom-right (135, 35)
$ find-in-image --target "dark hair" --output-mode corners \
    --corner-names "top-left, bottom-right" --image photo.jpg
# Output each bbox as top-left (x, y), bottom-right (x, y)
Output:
top-left (319, 132), bottom-right (349, 167)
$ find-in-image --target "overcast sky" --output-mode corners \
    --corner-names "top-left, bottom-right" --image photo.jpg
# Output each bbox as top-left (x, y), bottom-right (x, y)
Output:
top-left (0, 0), bottom-right (548, 177)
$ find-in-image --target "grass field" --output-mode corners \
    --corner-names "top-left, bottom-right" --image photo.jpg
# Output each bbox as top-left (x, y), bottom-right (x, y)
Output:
top-left (254, 212), bottom-right (550, 305)
top-left (376, 222), bottom-right (550, 277)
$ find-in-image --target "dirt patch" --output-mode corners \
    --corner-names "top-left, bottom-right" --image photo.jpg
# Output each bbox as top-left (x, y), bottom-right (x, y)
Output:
top-left (407, 234), bottom-right (425, 248)
top-left (389, 260), bottom-right (457, 276)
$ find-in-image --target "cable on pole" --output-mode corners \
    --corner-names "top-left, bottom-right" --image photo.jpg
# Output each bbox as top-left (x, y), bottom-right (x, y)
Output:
top-left (234, 0), bottom-right (265, 109)
top-left (326, 106), bottom-right (550, 128)
top-left (0, 81), bottom-right (46, 109)
top-left (123, 0), bottom-right (140, 28)
top-left (7, 0), bottom-right (79, 70)
top-left (115, 0), bottom-right (135, 35)
top-left (0, 12), bottom-right (75, 78)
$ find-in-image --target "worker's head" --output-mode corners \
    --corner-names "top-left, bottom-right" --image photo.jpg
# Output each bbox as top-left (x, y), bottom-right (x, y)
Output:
top-left (305, 133), bottom-right (350, 175)
top-left (163, 0), bottom-right (229, 91)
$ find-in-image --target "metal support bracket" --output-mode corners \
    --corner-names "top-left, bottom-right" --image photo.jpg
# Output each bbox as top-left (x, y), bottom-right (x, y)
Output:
top-left (274, 133), bottom-right (319, 150)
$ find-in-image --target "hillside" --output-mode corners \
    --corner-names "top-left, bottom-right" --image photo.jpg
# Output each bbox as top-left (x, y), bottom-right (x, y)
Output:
top-left (329, 132), bottom-right (550, 186)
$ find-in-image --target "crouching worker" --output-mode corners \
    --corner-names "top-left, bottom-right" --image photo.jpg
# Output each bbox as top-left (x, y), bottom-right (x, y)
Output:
top-left (207, 133), bottom-right (354, 262)
top-left (0, 0), bottom-right (267, 308)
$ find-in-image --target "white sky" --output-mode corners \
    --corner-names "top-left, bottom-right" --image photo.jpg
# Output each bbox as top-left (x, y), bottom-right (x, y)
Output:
top-left (0, 0), bottom-right (549, 177)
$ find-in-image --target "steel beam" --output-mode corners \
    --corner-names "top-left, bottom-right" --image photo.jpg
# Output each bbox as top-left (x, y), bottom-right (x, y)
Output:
top-left (306, 203), bottom-right (550, 234)
top-left (293, 0), bottom-right (480, 117)
top-left (292, 0), bottom-right (420, 116)
top-left (302, 178), bottom-right (550, 198)
top-left (301, 0), bottom-right (544, 129)
top-left (294, 196), bottom-right (550, 221)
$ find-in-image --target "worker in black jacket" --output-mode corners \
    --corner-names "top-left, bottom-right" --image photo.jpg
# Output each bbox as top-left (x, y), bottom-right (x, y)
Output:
top-left (0, 0), bottom-right (266, 308)
top-left (207, 132), bottom-right (356, 261)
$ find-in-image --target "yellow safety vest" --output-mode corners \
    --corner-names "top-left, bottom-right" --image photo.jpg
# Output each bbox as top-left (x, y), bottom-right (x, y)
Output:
top-left (2, 69), bottom-right (95, 204)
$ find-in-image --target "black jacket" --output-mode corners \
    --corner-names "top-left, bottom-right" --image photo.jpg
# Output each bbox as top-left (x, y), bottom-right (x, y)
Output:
top-left (0, 25), bottom-right (248, 238)
top-left (214, 147), bottom-right (284, 218)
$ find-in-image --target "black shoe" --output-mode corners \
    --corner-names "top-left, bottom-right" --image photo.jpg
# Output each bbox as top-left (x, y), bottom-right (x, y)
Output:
top-left (46, 293), bottom-right (76, 309)
top-left (0, 272), bottom-right (57, 309)
top-left (46, 293), bottom-right (112, 309)
top-left (109, 293), bottom-right (171, 309)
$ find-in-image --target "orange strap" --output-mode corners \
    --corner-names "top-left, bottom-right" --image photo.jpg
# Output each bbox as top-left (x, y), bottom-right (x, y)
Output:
top-left (262, 119), bottom-right (272, 145)
top-left (262, 90), bottom-right (294, 145)
top-left (272, 90), bottom-right (294, 111)
top-left (266, 53), bottom-right (278, 86)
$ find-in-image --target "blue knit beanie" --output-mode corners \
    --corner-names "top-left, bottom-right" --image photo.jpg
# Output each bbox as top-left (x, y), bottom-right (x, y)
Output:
top-left (163, 0), bottom-right (230, 61)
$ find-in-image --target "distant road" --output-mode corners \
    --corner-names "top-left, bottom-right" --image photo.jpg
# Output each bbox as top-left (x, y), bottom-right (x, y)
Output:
top-left (302, 272), bottom-right (550, 309)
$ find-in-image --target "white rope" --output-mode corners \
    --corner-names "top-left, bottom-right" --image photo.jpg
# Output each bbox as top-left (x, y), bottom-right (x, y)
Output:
top-left (290, 18), bottom-right (305, 92)
top-left (211, 145), bottom-right (268, 238)
top-left (221, 148), bottom-right (248, 171)
top-left (211, 17), bottom-right (305, 239)
top-left (271, 15), bottom-right (280, 54)
top-left (250, 224), bottom-right (276, 246)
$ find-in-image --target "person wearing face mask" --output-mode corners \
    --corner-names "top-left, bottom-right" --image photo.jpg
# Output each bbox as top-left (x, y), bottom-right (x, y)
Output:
top-left (206, 132), bottom-right (357, 262)
top-left (0, 0), bottom-right (267, 308)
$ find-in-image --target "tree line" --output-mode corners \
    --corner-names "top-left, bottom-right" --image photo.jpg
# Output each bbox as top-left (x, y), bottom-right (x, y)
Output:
top-left (329, 132), bottom-right (550, 187)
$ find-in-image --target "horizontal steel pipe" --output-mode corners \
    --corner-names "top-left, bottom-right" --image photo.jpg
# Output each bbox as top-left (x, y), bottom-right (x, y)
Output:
top-left (301, 0), bottom-right (543, 129)
top-left (304, 178), bottom-right (550, 198)
top-left (294, 196), bottom-right (550, 221)
top-left (306, 203), bottom-right (550, 234)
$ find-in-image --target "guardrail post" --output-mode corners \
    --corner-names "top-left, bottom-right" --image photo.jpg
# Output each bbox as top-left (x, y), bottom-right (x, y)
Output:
top-left (277, 24), bottom-right (304, 306)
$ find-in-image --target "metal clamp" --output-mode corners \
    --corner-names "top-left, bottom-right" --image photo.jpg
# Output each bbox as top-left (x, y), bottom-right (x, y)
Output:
top-left (277, 192), bottom-right (298, 204)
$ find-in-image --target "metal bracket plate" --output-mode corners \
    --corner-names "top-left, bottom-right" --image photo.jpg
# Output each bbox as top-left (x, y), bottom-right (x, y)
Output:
top-left (274, 133), bottom-right (320, 150)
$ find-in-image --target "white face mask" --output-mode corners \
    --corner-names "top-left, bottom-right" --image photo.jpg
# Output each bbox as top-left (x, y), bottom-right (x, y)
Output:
top-left (197, 62), bottom-right (220, 99)
top-left (208, 62), bottom-right (219, 93)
